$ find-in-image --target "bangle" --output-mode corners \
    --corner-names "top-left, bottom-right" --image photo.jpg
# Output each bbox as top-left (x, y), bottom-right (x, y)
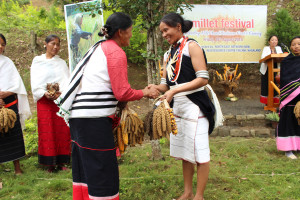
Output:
top-left (160, 78), bottom-right (167, 85)
top-left (195, 70), bottom-right (209, 79)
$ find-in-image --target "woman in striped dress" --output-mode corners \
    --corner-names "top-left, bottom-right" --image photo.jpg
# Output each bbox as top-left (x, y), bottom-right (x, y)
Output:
top-left (0, 33), bottom-right (31, 175)
top-left (57, 12), bottom-right (159, 200)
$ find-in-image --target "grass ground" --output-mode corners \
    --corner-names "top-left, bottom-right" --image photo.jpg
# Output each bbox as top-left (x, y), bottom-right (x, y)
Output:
top-left (0, 137), bottom-right (299, 200)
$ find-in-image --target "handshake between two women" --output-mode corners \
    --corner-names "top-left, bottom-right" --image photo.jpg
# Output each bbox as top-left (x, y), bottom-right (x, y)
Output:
top-left (142, 84), bottom-right (172, 103)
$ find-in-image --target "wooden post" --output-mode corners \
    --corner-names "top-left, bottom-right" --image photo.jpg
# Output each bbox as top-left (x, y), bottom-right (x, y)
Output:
top-left (30, 31), bottom-right (37, 55)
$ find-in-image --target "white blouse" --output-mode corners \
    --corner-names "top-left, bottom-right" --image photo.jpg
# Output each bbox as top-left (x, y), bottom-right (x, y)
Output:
top-left (260, 46), bottom-right (283, 75)
top-left (31, 54), bottom-right (70, 102)
top-left (0, 54), bottom-right (31, 129)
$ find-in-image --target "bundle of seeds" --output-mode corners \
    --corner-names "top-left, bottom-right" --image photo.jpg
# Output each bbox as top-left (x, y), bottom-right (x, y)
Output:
top-left (0, 107), bottom-right (17, 134)
top-left (113, 107), bottom-right (144, 154)
top-left (147, 99), bottom-right (177, 140)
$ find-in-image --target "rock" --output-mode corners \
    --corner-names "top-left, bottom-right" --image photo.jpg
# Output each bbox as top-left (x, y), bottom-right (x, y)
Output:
top-left (218, 126), bottom-right (231, 137)
top-left (255, 129), bottom-right (270, 137)
top-left (236, 115), bottom-right (247, 121)
top-left (230, 128), bottom-right (250, 137)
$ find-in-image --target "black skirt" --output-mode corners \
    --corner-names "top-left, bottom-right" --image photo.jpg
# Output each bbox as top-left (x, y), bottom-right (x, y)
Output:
top-left (70, 117), bottom-right (119, 199)
top-left (0, 95), bottom-right (26, 163)
top-left (260, 64), bottom-right (279, 104)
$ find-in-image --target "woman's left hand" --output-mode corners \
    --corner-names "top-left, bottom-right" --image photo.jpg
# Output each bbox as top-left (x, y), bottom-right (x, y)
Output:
top-left (52, 92), bottom-right (61, 100)
top-left (160, 90), bottom-right (175, 103)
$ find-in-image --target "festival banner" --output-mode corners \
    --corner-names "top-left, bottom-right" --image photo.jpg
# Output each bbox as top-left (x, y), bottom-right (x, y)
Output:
top-left (64, 0), bottom-right (104, 72)
top-left (183, 5), bottom-right (267, 63)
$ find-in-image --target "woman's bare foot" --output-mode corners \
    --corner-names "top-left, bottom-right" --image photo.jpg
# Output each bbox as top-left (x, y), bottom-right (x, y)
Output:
top-left (176, 192), bottom-right (194, 200)
top-left (13, 160), bottom-right (22, 175)
top-left (193, 195), bottom-right (204, 200)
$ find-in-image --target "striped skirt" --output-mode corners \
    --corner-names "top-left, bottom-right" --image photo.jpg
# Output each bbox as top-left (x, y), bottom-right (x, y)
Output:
top-left (0, 95), bottom-right (25, 163)
top-left (276, 95), bottom-right (300, 151)
top-left (37, 96), bottom-right (71, 166)
top-left (70, 117), bottom-right (119, 200)
top-left (170, 95), bottom-right (210, 164)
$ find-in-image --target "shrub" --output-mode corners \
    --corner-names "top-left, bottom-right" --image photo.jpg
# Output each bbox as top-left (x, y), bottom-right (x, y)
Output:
top-left (0, 0), bottom-right (65, 34)
top-left (123, 17), bottom-right (147, 65)
top-left (266, 9), bottom-right (300, 52)
top-left (265, 112), bottom-right (279, 122)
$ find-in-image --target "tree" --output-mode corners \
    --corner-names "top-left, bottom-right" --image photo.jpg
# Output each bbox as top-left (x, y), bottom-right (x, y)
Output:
top-left (266, 9), bottom-right (300, 52)
top-left (103, 0), bottom-right (192, 85)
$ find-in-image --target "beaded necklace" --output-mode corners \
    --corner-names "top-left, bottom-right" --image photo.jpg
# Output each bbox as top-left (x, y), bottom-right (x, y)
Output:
top-left (166, 36), bottom-right (188, 82)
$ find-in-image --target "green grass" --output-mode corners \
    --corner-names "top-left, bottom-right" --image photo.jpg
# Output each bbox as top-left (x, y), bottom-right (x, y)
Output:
top-left (1, 137), bottom-right (300, 199)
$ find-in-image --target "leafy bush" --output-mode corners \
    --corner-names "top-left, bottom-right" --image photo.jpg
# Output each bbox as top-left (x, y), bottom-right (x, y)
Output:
top-left (265, 112), bottom-right (279, 122)
top-left (266, 9), bottom-right (300, 51)
top-left (0, 0), bottom-right (65, 34)
top-left (23, 113), bottom-right (38, 154)
top-left (123, 18), bottom-right (147, 65)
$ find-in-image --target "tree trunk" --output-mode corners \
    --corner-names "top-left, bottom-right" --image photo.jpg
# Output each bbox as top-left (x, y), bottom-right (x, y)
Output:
top-left (30, 31), bottom-right (37, 55)
top-left (151, 140), bottom-right (163, 160)
top-left (146, 1), bottom-right (163, 160)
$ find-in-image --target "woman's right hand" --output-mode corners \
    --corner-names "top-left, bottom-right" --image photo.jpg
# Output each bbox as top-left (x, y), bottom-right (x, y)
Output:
top-left (142, 86), bottom-right (160, 99)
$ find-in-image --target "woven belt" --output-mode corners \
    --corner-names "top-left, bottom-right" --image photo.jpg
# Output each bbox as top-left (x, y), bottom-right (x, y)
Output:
top-left (4, 99), bottom-right (18, 108)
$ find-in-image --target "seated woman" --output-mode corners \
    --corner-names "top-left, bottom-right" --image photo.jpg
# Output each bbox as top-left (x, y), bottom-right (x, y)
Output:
top-left (0, 33), bottom-right (31, 174)
top-left (277, 36), bottom-right (300, 159)
top-left (260, 35), bottom-right (283, 105)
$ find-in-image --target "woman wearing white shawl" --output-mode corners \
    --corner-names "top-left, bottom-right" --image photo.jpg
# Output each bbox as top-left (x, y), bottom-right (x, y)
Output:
top-left (30, 35), bottom-right (70, 172)
top-left (259, 35), bottom-right (283, 105)
top-left (0, 33), bottom-right (31, 175)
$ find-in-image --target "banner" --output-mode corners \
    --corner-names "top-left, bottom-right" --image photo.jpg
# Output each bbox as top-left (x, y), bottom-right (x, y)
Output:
top-left (183, 5), bottom-right (267, 63)
top-left (64, 0), bottom-right (104, 72)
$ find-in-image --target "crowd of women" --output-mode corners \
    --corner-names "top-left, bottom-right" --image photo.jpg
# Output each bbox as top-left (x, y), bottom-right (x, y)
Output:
top-left (0, 10), bottom-right (299, 200)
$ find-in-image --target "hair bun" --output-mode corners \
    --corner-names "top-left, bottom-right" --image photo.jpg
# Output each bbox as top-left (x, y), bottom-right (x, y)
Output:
top-left (182, 20), bottom-right (193, 33)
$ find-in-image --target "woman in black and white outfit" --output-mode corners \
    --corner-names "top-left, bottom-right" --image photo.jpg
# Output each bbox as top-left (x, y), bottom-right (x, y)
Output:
top-left (149, 13), bottom-right (223, 200)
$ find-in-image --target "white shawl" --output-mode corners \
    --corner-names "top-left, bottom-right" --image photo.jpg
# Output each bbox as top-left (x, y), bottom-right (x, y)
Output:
top-left (0, 55), bottom-right (31, 129)
top-left (31, 54), bottom-right (70, 102)
top-left (260, 46), bottom-right (283, 75)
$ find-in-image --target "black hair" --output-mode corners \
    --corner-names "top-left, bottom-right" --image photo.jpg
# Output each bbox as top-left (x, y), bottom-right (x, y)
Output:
top-left (0, 33), bottom-right (6, 45)
top-left (98, 12), bottom-right (133, 39)
top-left (268, 35), bottom-right (278, 42)
top-left (160, 12), bottom-right (193, 33)
top-left (45, 34), bottom-right (60, 44)
top-left (290, 36), bottom-right (300, 45)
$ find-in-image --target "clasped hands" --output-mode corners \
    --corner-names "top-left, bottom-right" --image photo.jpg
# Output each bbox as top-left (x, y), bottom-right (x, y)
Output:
top-left (44, 91), bottom-right (61, 101)
top-left (142, 85), bottom-right (160, 99)
top-left (143, 84), bottom-right (174, 103)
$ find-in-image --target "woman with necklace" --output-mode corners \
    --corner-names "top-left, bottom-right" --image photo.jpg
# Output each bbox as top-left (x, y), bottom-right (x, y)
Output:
top-left (260, 35), bottom-right (283, 105)
top-left (149, 13), bottom-right (223, 200)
